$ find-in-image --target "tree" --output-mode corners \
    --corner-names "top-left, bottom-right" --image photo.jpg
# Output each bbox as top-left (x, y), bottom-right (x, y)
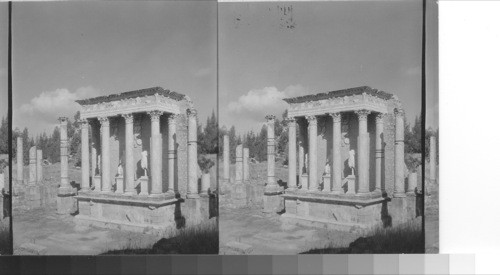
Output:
top-left (0, 117), bottom-right (8, 154)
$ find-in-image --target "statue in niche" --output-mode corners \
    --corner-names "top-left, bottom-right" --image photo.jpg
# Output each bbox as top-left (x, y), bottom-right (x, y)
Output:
top-left (324, 161), bottom-right (331, 176)
top-left (117, 160), bottom-right (123, 177)
top-left (348, 149), bottom-right (356, 176)
top-left (141, 150), bottom-right (148, 177)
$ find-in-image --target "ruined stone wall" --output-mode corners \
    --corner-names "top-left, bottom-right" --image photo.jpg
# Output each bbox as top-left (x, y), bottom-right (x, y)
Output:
top-left (383, 101), bottom-right (398, 196)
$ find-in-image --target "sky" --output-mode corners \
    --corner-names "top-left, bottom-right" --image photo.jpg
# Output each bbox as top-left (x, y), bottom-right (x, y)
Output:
top-left (0, 3), bottom-right (8, 120)
top-left (11, 1), bottom-right (216, 135)
top-left (219, 1), bottom-right (433, 134)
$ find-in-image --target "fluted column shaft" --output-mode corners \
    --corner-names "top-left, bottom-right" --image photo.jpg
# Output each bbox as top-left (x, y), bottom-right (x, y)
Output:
top-left (266, 115), bottom-right (277, 188)
top-left (168, 114), bottom-right (178, 193)
top-left (330, 113), bottom-right (343, 194)
top-left (149, 110), bottom-right (163, 195)
top-left (375, 113), bottom-right (385, 193)
top-left (394, 108), bottom-right (406, 197)
top-left (287, 117), bottom-right (297, 190)
top-left (99, 117), bottom-right (111, 192)
top-left (123, 114), bottom-right (135, 195)
top-left (80, 119), bottom-right (90, 191)
top-left (306, 115), bottom-right (318, 191)
top-left (187, 108), bottom-right (199, 198)
top-left (356, 110), bottom-right (371, 194)
top-left (59, 117), bottom-right (70, 190)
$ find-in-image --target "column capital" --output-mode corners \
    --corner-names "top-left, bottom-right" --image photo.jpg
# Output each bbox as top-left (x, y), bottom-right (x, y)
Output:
top-left (147, 110), bottom-right (163, 122)
top-left (168, 113), bottom-right (180, 123)
top-left (78, 118), bottom-right (89, 128)
top-left (285, 117), bottom-right (296, 126)
top-left (328, 112), bottom-right (342, 123)
top-left (265, 114), bottom-right (276, 122)
top-left (187, 108), bottom-right (197, 118)
top-left (58, 117), bottom-right (68, 124)
top-left (98, 116), bottom-right (109, 126)
top-left (122, 113), bottom-right (134, 123)
top-left (355, 109), bottom-right (371, 121)
top-left (375, 113), bottom-right (387, 123)
top-left (306, 115), bottom-right (317, 125)
top-left (394, 107), bottom-right (405, 118)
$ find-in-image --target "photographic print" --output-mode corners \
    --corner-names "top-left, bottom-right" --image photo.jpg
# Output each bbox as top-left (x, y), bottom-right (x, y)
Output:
top-left (11, 1), bottom-right (218, 255)
top-left (218, 1), bottom-right (436, 254)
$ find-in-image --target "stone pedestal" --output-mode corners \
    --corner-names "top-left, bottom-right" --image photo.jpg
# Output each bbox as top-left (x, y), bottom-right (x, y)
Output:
top-left (263, 185), bottom-right (284, 213)
top-left (322, 174), bottom-right (331, 193)
top-left (346, 175), bottom-right (356, 195)
top-left (407, 172), bottom-right (417, 195)
top-left (57, 189), bottom-right (76, 215)
top-left (201, 173), bottom-right (210, 195)
top-left (300, 173), bottom-right (308, 190)
top-left (115, 176), bottom-right (124, 194)
top-left (139, 176), bottom-right (149, 196)
top-left (93, 175), bottom-right (101, 192)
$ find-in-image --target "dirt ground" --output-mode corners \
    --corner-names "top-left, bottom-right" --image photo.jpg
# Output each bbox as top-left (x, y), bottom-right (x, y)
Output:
top-left (13, 206), bottom-right (159, 255)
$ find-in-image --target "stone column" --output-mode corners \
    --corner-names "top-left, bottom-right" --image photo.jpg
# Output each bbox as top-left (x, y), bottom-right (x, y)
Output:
top-left (28, 146), bottom-right (36, 185)
top-left (148, 110), bottom-right (163, 196)
top-left (356, 110), bottom-right (371, 194)
top-left (223, 134), bottom-right (230, 183)
top-left (57, 117), bottom-right (75, 215)
top-left (80, 119), bottom-right (90, 191)
top-left (36, 150), bottom-right (43, 183)
top-left (429, 135), bottom-right (437, 182)
top-left (99, 116), bottom-right (111, 193)
top-left (243, 148), bottom-right (249, 182)
top-left (90, 120), bottom-right (98, 183)
top-left (187, 108), bottom-right (199, 198)
top-left (122, 113), bottom-right (135, 195)
top-left (394, 108), bottom-right (406, 197)
top-left (16, 136), bottom-right (23, 184)
top-left (235, 144), bottom-right (243, 184)
top-left (375, 113), bottom-right (385, 193)
top-left (167, 114), bottom-right (178, 194)
top-left (59, 117), bottom-right (70, 190)
top-left (287, 117), bottom-right (297, 190)
top-left (330, 112), bottom-right (343, 194)
top-left (265, 115), bottom-right (277, 189)
top-left (306, 115), bottom-right (318, 191)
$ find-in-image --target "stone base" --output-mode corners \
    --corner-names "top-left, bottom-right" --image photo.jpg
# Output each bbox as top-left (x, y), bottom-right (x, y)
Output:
top-left (74, 191), bottom-right (214, 235)
top-left (263, 184), bottom-right (284, 213)
top-left (56, 186), bottom-right (76, 215)
top-left (281, 190), bottom-right (389, 231)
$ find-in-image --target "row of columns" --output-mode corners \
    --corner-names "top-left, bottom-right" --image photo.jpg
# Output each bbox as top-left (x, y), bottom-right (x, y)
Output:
top-left (15, 137), bottom-right (43, 185)
top-left (284, 108), bottom-right (406, 196)
top-left (78, 108), bottom-right (198, 198)
top-left (222, 136), bottom-right (250, 184)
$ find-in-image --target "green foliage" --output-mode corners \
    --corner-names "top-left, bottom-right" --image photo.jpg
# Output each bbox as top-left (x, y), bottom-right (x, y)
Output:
top-left (198, 155), bottom-right (215, 174)
top-left (0, 117), bottom-right (8, 154)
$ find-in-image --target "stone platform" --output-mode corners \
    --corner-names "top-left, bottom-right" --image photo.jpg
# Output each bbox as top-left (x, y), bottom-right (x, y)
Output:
top-left (74, 191), bottom-right (181, 236)
top-left (281, 190), bottom-right (392, 233)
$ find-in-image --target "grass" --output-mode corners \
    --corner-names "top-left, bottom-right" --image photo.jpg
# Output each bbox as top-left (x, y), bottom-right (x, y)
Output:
top-left (302, 219), bottom-right (424, 254)
top-left (101, 219), bottom-right (219, 255)
top-left (0, 219), bottom-right (12, 255)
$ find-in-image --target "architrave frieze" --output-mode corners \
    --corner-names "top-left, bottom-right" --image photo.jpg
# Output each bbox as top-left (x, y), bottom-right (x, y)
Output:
top-left (79, 94), bottom-right (182, 119)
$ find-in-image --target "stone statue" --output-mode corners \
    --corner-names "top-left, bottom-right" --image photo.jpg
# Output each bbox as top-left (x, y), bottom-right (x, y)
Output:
top-left (141, 150), bottom-right (148, 177)
top-left (324, 161), bottom-right (331, 175)
top-left (348, 149), bottom-right (356, 176)
top-left (117, 161), bottom-right (123, 177)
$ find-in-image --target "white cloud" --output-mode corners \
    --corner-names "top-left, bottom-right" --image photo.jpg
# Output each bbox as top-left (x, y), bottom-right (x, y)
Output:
top-left (227, 85), bottom-right (307, 122)
top-left (20, 86), bottom-right (100, 117)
